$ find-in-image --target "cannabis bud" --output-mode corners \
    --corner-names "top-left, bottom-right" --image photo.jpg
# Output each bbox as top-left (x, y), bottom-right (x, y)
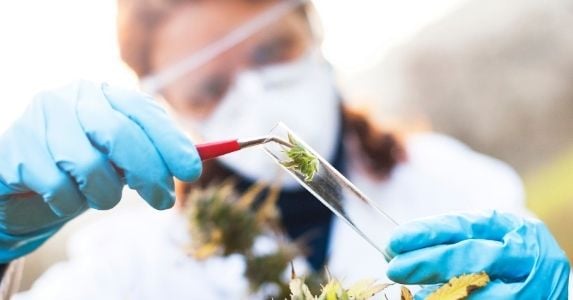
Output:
top-left (281, 134), bottom-right (319, 182)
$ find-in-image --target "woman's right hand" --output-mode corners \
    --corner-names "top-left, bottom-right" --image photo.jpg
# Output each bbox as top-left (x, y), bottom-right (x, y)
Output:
top-left (0, 80), bottom-right (202, 262)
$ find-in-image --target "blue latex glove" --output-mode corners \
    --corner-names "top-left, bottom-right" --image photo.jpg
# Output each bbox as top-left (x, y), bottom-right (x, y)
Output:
top-left (0, 81), bottom-right (202, 262)
top-left (386, 211), bottom-right (570, 299)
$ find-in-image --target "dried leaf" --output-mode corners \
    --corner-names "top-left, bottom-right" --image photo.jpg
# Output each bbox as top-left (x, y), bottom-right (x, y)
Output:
top-left (347, 280), bottom-right (392, 299)
top-left (192, 242), bottom-right (220, 259)
top-left (400, 286), bottom-right (413, 300)
top-left (426, 272), bottom-right (490, 300)
top-left (312, 277), bottom-right (391, 300)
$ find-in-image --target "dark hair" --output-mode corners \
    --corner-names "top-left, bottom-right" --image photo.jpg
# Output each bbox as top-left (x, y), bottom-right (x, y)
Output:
top-left (117, 0), bottom-right (406, 196)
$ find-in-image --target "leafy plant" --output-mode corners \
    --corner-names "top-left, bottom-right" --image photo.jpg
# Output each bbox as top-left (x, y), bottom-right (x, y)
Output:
top-left (184, 181), bottom-right (306, 299)
top-left (185, 181), bottom-right (491, 300)
top-left (186, 181), bottom-right (263, 257)
top-left (281, 133), bottom-right (319, 182)
top-left (245, 244), bottom-right (299, 292)
top-left (288, 269), bottom-right (389, 300)
top-left (287, 271), bottom-right (490, 300)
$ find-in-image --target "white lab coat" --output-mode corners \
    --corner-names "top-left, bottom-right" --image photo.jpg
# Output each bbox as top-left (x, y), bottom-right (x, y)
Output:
top-left (14, 133), bottom-right (529, 300)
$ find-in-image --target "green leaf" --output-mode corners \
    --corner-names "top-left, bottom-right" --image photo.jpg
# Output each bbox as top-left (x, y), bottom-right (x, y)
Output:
top-left (281, 135), bottom-right (319, 182)
top-left (347, 280), bottom-right (391, 299)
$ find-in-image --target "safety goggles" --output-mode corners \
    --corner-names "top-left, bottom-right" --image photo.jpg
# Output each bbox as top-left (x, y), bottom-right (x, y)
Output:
top-left (140, 0), bottom-right (310, 119)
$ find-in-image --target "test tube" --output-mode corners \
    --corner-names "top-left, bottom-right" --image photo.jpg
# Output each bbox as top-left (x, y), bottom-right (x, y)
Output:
top-left (262, 122), bottom-right (399, 261)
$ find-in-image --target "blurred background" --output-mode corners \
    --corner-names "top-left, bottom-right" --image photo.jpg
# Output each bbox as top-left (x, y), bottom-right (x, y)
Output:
top-left (0, 0), bottom-right (571, 290)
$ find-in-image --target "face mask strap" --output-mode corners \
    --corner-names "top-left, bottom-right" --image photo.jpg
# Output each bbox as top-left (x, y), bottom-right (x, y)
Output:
top-left (140, 0), bottom-right (308, 95)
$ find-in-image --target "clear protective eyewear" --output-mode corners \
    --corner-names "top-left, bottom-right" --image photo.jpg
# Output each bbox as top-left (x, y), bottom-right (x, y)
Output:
top-left (140, 0), bottom-right (311, 119)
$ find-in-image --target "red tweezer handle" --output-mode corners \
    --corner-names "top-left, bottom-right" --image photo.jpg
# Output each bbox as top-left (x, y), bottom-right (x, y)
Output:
top-left (196, 139), bottom-right (241, 161)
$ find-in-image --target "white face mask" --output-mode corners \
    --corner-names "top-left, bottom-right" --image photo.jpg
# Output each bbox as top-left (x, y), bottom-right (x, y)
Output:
top-left (189, 51), bottom-right (341, 189)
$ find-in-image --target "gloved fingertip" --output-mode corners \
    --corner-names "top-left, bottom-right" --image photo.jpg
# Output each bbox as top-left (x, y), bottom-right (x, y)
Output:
top-left (173, 149), bottom-right (203, 182)
top-left (154, 193), bottom-right (176, 210)
top-left (386, 229), bottom-right (411, 256)
top-left (386, 254), bottom-right (427, 284)
top-left (386, 259), bottom-right (406, 282)
top-left (41, 178), bottom-right (89, 217)
top-left (100, 82), bottom-right (156, 108)
top-left (46, 195), bottom-right (88, 217)
top-left (86, 187), bottom-right (123, 210)
top-left (138, 187), bottom-right (176, 210)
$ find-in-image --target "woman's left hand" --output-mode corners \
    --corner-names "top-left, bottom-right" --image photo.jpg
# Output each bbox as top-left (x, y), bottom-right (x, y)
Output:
top-left (385, 211), bottom-right (570, 299)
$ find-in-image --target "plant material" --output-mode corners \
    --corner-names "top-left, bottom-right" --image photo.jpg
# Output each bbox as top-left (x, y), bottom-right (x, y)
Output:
top-left (186, 182), bottom-right (491, 300)
top-left (347, 280), bottom-right (392, 299)
top-left (281, 133), bottom-right (319, 182)
top-left (186, 181), bottom-right (263, 257)
top-left (288, 271), bottom-right (490, 300)
top-left (186, 181), bottom-right (300, 299)
top-left (255, 182), bottom-right (283, 232)
top-left (318, 278), bottom-right (346, 300)
top-left (288, 271), bottom-right (389, 300)
top-left (289, 277), bottom-right (316, 300)
top-left (400, 286), bottom-right (413, 300)
top-left (245, 244), bottom-right (299, 292)
top-left (426, 272), bottom-right (490, 300)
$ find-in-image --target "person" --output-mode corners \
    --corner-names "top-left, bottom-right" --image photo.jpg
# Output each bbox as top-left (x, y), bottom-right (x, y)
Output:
top-left (1, 0), bottom-right (537, 298)
top-left (385, 211), bottom-right (571, 299)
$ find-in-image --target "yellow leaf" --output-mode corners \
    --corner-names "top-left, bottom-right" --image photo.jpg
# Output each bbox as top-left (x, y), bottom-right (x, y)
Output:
top-left (401, 286), bottom-right (413, 300)
top-left (426, 272), bottom-right (490, 300)
top-left (320, 279), bottom-right (345, 300)
top-left (347, 279), bottom-right (391, 299)
top-left (192, 242), bottom-right (220, 260)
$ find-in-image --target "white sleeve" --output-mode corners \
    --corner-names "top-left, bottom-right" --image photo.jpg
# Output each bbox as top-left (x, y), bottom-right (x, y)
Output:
top-left (12, 256), bottom-right (121, 300)
top-left (12, 212), bottom-right (146, 300)
top-left (12, 207), bottom-right (242, 300)
top-left (374, 133), bottom-right (531, 221)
